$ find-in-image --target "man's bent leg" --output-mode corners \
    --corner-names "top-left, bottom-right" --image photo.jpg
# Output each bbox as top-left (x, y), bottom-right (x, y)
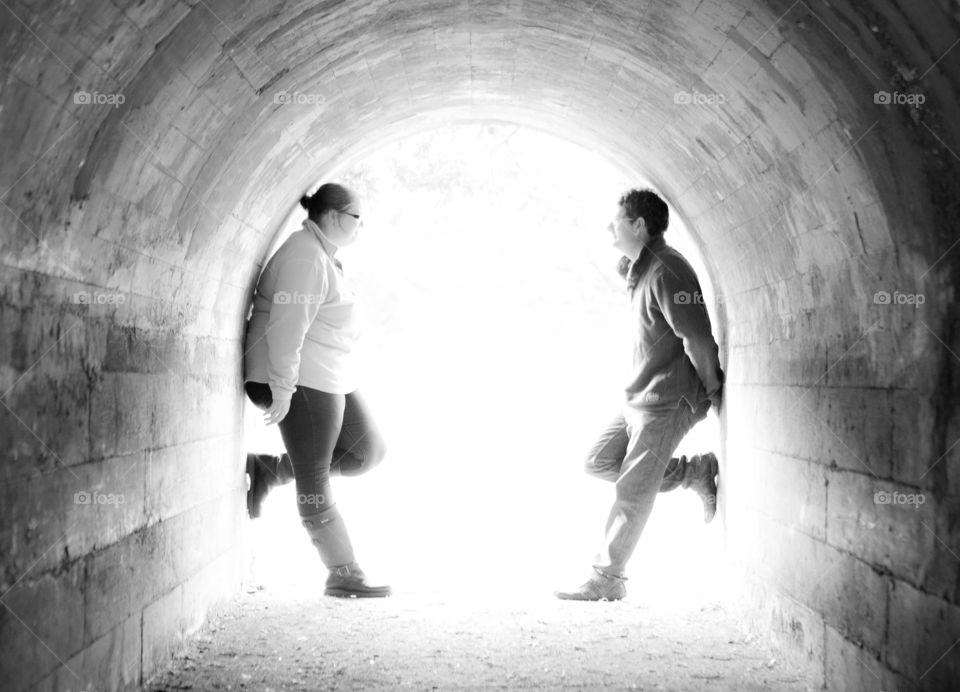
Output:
top-left (655, 401), bottom-right (717, 521)
top-left (556, 403), bottom-right (711, 600)
top-left (584, 413), bottom-right (629, 482)
top-left (595, 405), bottom-right (701, 576)
top-left (659, 456), bottom-right (686, 492)
top-left (583, 412), bottom-right (699, 496)
top-left (656, 452), bottom-right (719, 522)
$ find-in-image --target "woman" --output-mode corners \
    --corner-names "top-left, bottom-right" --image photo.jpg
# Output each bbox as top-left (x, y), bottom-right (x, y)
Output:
top-left (243, 182), bottom-right (390, 598)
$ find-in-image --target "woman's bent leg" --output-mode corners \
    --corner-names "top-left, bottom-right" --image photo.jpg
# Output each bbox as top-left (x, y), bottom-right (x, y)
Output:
top-left (331, 390), bottom-right (387, 476)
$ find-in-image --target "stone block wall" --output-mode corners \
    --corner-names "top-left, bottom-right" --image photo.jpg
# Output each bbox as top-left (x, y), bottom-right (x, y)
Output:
top-left (1, 0), bottom-right (958, 689)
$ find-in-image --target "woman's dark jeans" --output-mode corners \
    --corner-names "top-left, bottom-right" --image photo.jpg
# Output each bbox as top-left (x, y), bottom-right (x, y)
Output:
top-left (244, 382), bottom-right (386, 517)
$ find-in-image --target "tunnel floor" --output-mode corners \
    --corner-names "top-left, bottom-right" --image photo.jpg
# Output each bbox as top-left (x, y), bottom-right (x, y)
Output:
top-left (143, 585), bottom-right (812, 691)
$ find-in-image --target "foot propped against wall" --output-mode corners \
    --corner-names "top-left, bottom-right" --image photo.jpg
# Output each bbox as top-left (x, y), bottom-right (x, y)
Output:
top-left (245, 452), bottom-right (295, 519)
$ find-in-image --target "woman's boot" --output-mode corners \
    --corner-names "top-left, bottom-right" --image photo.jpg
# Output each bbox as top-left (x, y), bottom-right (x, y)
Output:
top-left (246, 453), bottom-right (295, 518)
top-left (301, 506), bottom-right (391, 598)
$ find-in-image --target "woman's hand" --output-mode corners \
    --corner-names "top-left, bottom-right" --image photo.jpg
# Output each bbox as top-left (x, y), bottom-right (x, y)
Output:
top-left (263, 397), bottom-right (291, 425)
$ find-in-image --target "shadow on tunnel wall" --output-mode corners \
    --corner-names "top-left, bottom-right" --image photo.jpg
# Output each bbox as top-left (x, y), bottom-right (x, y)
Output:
top-left (1, 0), bottom-right (959, 690)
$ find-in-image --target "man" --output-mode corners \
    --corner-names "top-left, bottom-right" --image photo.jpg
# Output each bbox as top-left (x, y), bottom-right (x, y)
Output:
top-left (555, 188), bottom-right (724, 601)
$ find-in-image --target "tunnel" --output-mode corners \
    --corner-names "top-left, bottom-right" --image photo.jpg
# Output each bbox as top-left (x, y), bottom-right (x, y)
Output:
top-left (1, 0), bottom-right (959, 689)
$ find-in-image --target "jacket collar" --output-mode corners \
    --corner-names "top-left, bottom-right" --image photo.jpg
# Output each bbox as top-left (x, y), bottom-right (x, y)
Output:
top-left (303, 218), bottom-right (326, 246)
top-left (627, 234), bottom-right (667, 291)
top-left (302, 218), bottom-right (343, 270)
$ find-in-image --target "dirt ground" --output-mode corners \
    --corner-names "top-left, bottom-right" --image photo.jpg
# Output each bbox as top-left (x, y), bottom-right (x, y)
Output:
top-left (144, 583), bottom-right (815, 691)
top-left (163, 387), bottom-right (811, 692)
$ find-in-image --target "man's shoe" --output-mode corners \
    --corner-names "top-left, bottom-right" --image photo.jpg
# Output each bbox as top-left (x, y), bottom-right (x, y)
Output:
top-left (554, 568), bottom-right (627, 601)
top-left (686, 452), bottom-right (719, 523)
top-left (325, 562), bottom-right (391, 598)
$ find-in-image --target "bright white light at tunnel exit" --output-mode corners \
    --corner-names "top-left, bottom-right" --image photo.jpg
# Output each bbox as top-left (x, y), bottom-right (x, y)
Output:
top-left (245, 123), bottom-right (725, 603)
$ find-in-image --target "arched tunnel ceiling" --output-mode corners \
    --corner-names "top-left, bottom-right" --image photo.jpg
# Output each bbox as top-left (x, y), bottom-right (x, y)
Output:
top-left (3, 6), bottom-right (960, 687)
top-left (3, 0), bottom-right (958, 372)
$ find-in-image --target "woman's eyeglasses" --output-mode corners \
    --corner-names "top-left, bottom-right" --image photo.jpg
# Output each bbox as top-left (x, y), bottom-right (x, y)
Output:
top-left (342, 211), bottom-right (361, 221)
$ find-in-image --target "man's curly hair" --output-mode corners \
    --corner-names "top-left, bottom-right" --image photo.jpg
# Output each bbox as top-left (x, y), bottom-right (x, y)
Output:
top-left (618, 189), bottom-right (669, 236)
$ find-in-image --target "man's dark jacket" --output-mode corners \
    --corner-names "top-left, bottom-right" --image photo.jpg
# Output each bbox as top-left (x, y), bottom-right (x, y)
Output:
top-left (618, 235), bottom-right (724, 411)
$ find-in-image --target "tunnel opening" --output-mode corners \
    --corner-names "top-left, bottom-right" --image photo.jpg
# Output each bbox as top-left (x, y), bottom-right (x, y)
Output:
top-left (243, 120), bottom-right (727, 603)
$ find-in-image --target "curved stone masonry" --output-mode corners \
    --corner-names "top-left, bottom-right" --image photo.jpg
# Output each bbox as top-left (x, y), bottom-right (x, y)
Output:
top-left (1, 1), bottom-right (958, 690)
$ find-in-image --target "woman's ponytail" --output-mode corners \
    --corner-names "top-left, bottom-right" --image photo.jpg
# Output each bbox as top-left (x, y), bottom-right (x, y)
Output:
top-left (300, 184), bottom-right (353, 218)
